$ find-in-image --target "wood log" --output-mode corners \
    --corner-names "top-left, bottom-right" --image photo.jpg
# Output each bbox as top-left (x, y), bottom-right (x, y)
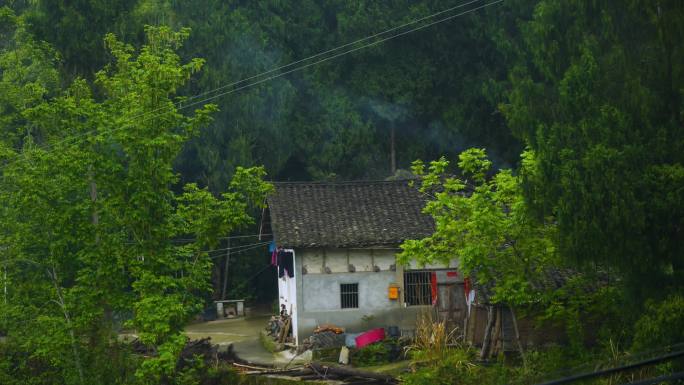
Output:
top-left (244, 367), bottom-right (312, 376)
top-left (308, 362), bottom-right (397, 383)
top-left (480, 305), bottom-right (495, 359)
top-left (509, 305), bottom-right (526, 364)
top-left (491, 306), bottom-right (502, 358)
top-left (232, 362), bottom-right (274, 371)
top-left (278, 317), bottom-right (291, 343)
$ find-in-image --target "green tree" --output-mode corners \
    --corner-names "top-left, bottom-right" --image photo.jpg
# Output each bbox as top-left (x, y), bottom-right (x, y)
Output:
top-left (501, 0), bottom-right (684, 298)
top-left (0, 7), bottom-right (59, 149)
top-left (131, 0), bottom-right (529, 184)
top-left (0, 25), bottom-right (271, 384)
top-left (400, 149), bottom-right (558, 305)
top-left (22, 0), bottom-right (140, 79)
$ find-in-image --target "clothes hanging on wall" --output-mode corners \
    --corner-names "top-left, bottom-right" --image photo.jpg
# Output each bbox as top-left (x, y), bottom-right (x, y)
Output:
top-left (277, 250), bottom-right (294, 278)
top-left (271, 249), bottom-right (278, 266)
top-left (431, 272), bottom-right (438, 305)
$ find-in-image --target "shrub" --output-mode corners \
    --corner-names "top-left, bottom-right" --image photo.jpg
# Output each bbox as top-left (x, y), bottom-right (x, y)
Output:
top-left (405, 311), bottom-right (459, 364)
top-left (632, 295), bottom-right (684, 352)
top-left (352, 341), bottom-right (391, 367)
top-left (402, 348), bottom-right (479, 385)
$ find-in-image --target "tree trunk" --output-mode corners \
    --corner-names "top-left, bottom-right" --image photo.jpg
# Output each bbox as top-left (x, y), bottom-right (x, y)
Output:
top-left (48, 268), bottom-right (84, 385)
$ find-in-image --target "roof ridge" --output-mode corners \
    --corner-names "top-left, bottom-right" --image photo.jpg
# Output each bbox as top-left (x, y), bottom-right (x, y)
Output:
top-left (270, 178), bottom-right (419, 186)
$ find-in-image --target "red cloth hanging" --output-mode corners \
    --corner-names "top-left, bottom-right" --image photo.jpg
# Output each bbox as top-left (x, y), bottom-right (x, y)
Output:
top-left (431, 272), bottom-right (438, 305)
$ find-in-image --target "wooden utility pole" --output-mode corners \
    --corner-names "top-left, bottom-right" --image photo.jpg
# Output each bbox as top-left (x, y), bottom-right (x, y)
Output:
top-left (3, 260), bottom-right (6, 305)
top-left (390, 124), bottom-right (396, 175)
top-left (221, 238), bottom-right (230, 300)
top-left (88, 166), bottom-right (99, 243)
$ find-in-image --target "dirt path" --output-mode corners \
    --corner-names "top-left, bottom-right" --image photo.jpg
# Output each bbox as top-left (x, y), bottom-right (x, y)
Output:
top-left (184, 315), bottom-right (310, 367)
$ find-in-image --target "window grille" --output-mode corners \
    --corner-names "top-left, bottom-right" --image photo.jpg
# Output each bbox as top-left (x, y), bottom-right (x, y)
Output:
top-left (404, 271), bottom-right (432, 306)
top-left (340, 283), bottom-right (359, 309)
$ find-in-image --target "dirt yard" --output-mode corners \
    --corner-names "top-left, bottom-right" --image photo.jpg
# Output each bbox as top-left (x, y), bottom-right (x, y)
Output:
top-left (184, 315), bottom-right (309, 367)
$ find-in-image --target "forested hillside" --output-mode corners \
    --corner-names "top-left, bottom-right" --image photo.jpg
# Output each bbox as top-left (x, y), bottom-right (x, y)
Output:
top-left (0, 0), bottom-right (683, 384)
top-left (9, 0), bottom-right (530, 188)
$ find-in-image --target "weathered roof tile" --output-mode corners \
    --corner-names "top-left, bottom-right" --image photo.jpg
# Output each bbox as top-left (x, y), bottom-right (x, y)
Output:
top-left (267, 180), bottom-right (435, 248)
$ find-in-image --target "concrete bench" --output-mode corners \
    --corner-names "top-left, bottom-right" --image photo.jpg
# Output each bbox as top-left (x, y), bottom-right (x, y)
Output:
top-left (214, 299), bottom-right (245, 318)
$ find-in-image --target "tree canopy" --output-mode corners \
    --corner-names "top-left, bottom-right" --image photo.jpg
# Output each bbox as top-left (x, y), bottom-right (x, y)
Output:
top-left (1, 0), bottom-right (683, 383)
top-left (0, 19), bottom-right (271, 384)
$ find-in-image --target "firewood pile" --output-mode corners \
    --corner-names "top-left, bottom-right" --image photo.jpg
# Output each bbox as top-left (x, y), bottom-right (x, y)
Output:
top-left (266, 314), bottom-right (294, 345)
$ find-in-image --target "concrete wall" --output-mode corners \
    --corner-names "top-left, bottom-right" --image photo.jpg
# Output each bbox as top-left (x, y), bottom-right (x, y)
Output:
top-left (290, 247), bottom-right (458, 342)
top-left (302, 271), bottom-right (394, 311)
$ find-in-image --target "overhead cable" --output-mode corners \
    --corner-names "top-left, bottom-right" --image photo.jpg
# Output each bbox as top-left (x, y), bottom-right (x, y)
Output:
top-left (0, 0), bottom-right (505, 172)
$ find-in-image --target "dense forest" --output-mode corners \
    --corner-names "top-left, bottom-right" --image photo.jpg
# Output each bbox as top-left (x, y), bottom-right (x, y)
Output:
top-left (0, 0), bottom-right (682, 384)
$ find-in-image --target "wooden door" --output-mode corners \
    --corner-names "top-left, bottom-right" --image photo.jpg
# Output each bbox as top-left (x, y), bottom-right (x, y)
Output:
top-left (436, 283), bottom-right (467, 333)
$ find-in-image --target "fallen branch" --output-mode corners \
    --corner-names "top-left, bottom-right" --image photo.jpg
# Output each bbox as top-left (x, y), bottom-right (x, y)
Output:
top-left (308, 362), bottom-right (398, 383)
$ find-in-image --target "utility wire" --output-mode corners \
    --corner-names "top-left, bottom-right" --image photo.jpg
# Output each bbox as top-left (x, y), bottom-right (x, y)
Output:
top-left (204, 241), bottom-right (271, 254)
top-left (145, 0), bottom-right (484, 120)
top-left (207, 242), bottom-right (269, 258)
top-left (171, 233), bottom-right (272, 243)
top-left (35, 0), bottom-right (485, 148)
top-left (131, 0), bottom-right (505, 122)
top-left (125, 240), bottom-right (270, 250)
top-left (0, 0), bottom-right (505, 173)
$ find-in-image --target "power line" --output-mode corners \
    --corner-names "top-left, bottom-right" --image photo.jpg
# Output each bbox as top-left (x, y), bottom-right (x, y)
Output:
top-left (0, 0), bottom-right (505, 173)
top-left (129, 0), bottom-right (506, 123)
top-left (124, 240), bottom-right (269, 255)
top-left (204, 241), bottom-right (271, 254)
top-left (140, 0), bottom-right (485, 122)
top-left (207, 242), bottom-right (269, 258)
top-left (171, 233), bottom-right (272, 243)
top-left (40, 0), bottom-right (485, 147)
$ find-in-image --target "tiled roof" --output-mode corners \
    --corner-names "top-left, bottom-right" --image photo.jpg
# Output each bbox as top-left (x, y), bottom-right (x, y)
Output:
top-left (266, 180), bottom-right (435, 248)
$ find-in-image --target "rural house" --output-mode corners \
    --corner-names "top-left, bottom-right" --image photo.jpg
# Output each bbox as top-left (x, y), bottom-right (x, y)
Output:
top-left (263, 180), bottom-right (466, 345)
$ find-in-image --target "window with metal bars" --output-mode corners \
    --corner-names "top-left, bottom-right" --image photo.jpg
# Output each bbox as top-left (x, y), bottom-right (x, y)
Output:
top-left (340, 283), bottom-right (359, 309)
top-left (404, 271), bottom-right (433, 306)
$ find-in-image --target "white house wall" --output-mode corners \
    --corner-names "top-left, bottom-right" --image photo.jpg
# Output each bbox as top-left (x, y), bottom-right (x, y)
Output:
top-left (302, 271), bottom-right (395, 311)
top-left (277, 248), bottom-right (298, 344)
top-left (301, 248), bottom-right (397, 274)
top-left (292, 247), bottom-right (459, 342)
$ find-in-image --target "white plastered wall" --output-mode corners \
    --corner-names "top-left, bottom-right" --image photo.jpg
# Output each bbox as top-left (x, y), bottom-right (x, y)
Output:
top-left (277, 248), bottom-right (298, 344)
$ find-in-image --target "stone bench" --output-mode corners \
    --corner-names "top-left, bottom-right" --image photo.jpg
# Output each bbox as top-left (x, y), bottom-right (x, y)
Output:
top-left (214, 299), bottom-right (245, 318)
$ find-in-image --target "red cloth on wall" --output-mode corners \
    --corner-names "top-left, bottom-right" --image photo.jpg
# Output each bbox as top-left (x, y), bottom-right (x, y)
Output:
top-left (431, 272), bottom-right (438, 305)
